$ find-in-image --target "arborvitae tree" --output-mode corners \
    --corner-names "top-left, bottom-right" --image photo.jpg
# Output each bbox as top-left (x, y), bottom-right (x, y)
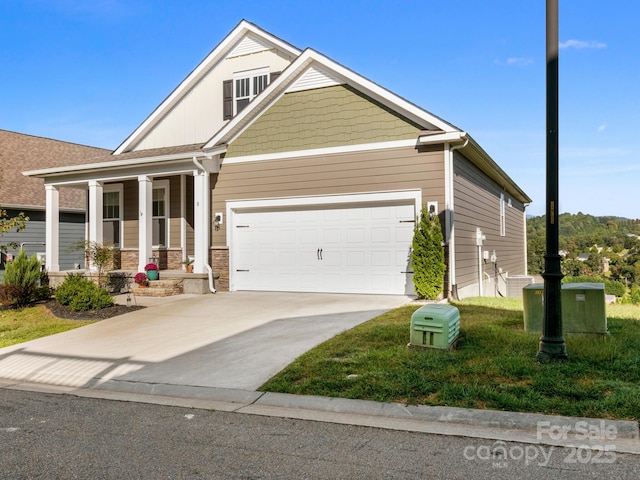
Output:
top-left (411, 206), bottom-right (445, 299)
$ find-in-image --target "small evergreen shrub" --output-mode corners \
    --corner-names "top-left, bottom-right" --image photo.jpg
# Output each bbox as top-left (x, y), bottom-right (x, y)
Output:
top-left (55, 274), bottom-right (87, 306)
top-left (2, 249), bottom-right (42, 308)
top-left (411, 206), bottom-right (446, 299)
top-left (69, 283), bottom-right (114, 312)
top-left (55, 274), bottom-right (114, 311)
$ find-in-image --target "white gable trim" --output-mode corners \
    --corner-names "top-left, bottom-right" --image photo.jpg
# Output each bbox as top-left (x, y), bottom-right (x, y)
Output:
top-left (205, 48), bottom-right (458, 150)
top-left (222, 139), bottom-right (418, 165)
top-left (114, 20), bottom-right (301, 155)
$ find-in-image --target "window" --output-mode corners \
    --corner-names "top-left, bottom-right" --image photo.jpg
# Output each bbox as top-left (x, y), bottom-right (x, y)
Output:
top-left (103, 187), bottom-right (122, 246)
top-left (500, 193), bottom-right (506, 237)
top-left (152, 182), bottom-right (169, 247)
top-left (223, 68), bottom-right (273, 119)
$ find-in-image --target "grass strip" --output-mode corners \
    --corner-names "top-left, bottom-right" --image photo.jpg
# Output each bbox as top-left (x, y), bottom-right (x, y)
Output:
top-left (260, 298), bottom-right (640, 420)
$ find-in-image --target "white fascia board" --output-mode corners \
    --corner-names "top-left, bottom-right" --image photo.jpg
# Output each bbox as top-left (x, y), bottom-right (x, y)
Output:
top-left (114, 21), bottom-right (302, 155)
top-left (23, 150), bottom-right (205, 179)
top-left (418, 131), bottom-right (467, 144)
top-left (222, 139), bottom-right (418, 165)
top-left (206, 48), bottom-right (459, 150)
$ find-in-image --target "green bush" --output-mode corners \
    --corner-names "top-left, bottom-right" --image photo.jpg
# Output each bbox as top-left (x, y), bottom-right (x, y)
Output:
top-left (69, 283), bottom-right (114, 312)
top-left (631, 287), bottom-right (640, 305)
top-left (2, 249), bottom-right (43, 308)
top-left (55, 274), bottom-right (114, 311)
top-left (411, 206), bottom-right (445, 299)
top-left (55, 274), bottom-right (87, 306)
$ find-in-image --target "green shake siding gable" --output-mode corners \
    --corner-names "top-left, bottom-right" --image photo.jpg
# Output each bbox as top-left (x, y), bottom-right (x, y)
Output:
top-left (225, 85), bottom-right (422, 158)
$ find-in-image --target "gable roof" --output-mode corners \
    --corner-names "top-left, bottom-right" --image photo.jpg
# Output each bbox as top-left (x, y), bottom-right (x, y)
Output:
top-left (114, 20), bottom-right (302, 155)
top-left (0, 130), bottom-right (109, 210)
top-left (23, 21), bottom-right (531, 205)
top-left (204, 48), bottom-right (456, 150)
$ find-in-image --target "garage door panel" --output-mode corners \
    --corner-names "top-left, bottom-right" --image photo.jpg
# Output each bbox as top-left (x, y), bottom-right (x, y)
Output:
top-left (232, 202), bottom-right (415, 294)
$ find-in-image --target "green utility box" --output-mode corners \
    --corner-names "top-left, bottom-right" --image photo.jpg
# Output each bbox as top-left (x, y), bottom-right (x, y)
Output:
top-left (523, 283), bottom-right (608, 334)
top-left (409, 304), bottom-right (460, 350)
top-left (562, 283), bottom-right (607, 334)
top-left (523, 283), bottom-right (545, 332)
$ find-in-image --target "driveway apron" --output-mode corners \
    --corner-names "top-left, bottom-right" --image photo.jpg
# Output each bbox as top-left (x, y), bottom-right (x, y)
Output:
top-left (0, 292), bottom-right (411, 392)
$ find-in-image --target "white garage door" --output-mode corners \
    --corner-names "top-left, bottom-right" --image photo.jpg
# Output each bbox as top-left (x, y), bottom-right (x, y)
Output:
top-left (231, 202), bottom-right (415, 294)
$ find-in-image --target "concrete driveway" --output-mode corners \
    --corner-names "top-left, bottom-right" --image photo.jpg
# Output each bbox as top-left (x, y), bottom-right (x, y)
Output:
top-left (0, 292), bottom-right (411, 393)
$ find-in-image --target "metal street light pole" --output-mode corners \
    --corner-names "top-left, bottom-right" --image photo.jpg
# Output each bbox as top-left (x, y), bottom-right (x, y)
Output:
top-left (537, 0), bottom-right (568, 362)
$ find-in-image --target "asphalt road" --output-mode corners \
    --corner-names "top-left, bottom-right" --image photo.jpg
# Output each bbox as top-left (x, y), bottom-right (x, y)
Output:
top-left (1, 389), bottom-right (639, 479)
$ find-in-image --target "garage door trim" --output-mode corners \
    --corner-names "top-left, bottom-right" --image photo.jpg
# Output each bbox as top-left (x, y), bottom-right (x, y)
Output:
top-left (226, 190), bottom-right (422, 292)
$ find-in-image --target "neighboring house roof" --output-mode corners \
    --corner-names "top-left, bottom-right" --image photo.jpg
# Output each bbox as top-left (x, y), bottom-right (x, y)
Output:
top-left (0, 130), bottom-right (109, 210)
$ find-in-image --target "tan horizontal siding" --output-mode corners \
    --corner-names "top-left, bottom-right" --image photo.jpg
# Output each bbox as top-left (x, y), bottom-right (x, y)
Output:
top-left (212, 145), bottom-right (444, 245)
top-left (453, 152), bottom-right (526, 290)
top-left (122, 180), bottom-right (138, 249)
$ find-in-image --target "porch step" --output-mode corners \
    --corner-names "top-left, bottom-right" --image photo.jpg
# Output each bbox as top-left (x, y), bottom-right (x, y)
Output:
top-left (132, 278), bottom-right (183, 297)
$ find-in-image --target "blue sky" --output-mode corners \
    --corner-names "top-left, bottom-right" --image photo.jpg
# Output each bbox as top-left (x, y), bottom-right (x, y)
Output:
top-left (1, 0), bottom-right (638, 218)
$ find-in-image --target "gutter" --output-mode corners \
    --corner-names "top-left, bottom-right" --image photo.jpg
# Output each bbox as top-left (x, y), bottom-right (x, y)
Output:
top-left (192, 156), bottom-right (216, 294)
top-left (446, 136), bottom-right (469, 299)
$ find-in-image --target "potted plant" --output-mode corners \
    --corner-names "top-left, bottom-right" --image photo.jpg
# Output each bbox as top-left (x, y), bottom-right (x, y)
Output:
top-left (134, 272), bottom-right (149, 287)
top-left (183, 257), bottom-right (194, 273)
top-left (144, 263), bottom-right (159, 281)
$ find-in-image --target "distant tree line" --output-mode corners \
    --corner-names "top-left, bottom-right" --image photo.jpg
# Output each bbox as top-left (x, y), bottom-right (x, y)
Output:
top-left (528, 212), bottom-right (640, 302)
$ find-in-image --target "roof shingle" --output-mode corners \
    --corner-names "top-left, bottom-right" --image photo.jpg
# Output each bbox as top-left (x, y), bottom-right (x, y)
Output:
top-left (0, 130), bottom-right (109, 210)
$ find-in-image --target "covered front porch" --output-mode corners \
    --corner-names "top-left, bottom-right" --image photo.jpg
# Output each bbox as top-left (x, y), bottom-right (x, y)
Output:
top-left (24, 145), bottom-right (227, 294)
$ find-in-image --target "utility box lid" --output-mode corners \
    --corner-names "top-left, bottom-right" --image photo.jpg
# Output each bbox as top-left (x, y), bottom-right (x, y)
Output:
top-left (409, 304), bottom-right (460, 350)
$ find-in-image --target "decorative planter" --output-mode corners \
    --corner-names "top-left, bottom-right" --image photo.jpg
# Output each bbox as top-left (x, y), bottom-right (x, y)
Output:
top-left (185, 265), bottom-right (194, 273)
top-left (146, 270), bottom-right (159, 281)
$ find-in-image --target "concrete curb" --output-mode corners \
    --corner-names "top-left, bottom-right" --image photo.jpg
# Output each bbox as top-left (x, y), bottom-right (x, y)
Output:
top-left (2, 378), bottom-right (638, 454)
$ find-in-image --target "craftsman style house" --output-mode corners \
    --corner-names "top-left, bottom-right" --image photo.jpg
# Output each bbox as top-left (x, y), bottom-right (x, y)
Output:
top-left (24, 20), bottom-right (531, 298)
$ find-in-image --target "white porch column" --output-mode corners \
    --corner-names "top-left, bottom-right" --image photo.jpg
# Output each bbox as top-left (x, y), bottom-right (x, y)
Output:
top-left (138, 175), bottom-right (153, 272)
top-left (180, 174), bottom-right (187, 264)
top-left (88, 180), bottom-right (103, 270)
top-left (45, 184), bottom-right (60, 272)
top-left (193, 169), bottom-right (210, 274)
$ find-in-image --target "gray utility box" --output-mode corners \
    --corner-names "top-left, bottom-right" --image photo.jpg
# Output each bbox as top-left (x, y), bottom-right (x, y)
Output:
top-left (523, 283), bottom-right (608, 334)
top-left (409, 304), bottom-right (460, 350)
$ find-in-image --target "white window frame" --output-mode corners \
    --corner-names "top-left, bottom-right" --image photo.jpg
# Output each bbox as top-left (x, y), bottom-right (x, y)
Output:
top-left (103, 184), bottom-right (123, 247)
top-left (500, 193), bottom-right (506, 237)
top-left (152, 180), bottom-right (170, 248)
top-left (233, 67), bottom-right (269, 116)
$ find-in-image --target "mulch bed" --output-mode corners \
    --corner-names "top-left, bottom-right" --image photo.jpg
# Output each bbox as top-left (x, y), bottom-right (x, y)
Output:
top-left (41, 299), bottom-right (145, 321)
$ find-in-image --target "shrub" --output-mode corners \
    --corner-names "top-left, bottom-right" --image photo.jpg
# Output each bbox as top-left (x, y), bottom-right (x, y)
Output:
top-left (55, 274), bottom-right (88, 306)
top-left (411, 206), bottom-right (445, 299)
top-left (69, 283), bottom-right (114, 312)
top-left (2, 249), bottom-right (42, 308)
top-left (55, 274), bottom-right (114, 311)
top-left (631, 287), bottom-right (640, 305)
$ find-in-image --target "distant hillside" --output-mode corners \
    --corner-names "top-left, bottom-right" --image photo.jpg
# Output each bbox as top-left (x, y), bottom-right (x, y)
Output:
top-left (527, 212), bottom-right (640, 293)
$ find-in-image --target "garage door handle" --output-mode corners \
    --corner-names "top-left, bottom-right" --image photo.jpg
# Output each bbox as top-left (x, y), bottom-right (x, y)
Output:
top-left (236, 269), bottom-right (250, 272)
top-left (317, 248), bottom-right (323, 260)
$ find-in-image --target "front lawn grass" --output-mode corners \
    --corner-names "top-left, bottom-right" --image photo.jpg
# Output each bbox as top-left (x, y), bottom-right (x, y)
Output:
top-left (0, 305), bottom-right (94, 348)
top-left (260, 297), bottom-right (640, 420)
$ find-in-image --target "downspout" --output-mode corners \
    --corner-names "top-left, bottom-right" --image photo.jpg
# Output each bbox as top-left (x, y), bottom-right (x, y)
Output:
top-left (192, 156), bottom-right (216, 294)
top-left (446, 135), bottom-right (468, 299)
